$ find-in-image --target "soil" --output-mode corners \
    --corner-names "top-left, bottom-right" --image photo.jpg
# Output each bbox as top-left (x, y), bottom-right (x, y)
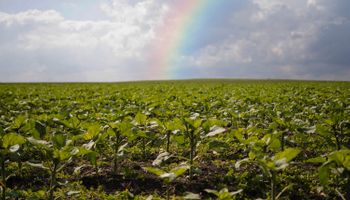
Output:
top-left (6, 160), bottom-right (234, 198)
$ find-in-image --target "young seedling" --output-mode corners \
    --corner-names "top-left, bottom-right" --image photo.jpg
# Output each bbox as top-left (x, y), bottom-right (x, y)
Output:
top-left (134, 112), bottom-right (154, 159)
top-left (316, 119), bottom-right (349, 151)
top-left (27, 132), bottom-right (75, 200)
top-left (181, 116), bottom-right (202, 180)
top-left (106, 120), bottom-right (131, 174)
top-left (236, 148), bottom-right (300, 200)
top-left (73, 122), bottom-right (107, 175)
top-left (156, 117), bottom-right (186, 153)
top-left (307, 149), bottom-right (350, 199)
top-left (0, 132), bottom-right (26, 200)
top-left (144, 163), bottom-right (189, 200)
top-left (205, 188), bottom-right (243, 200)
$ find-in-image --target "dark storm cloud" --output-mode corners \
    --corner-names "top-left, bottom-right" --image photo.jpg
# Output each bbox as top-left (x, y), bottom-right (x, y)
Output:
top-left (183, 0), bottom-right (350, 80)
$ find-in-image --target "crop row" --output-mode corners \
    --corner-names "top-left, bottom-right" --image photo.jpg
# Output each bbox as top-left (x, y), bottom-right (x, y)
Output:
top-left (0, 81), bottom-right (349, 199)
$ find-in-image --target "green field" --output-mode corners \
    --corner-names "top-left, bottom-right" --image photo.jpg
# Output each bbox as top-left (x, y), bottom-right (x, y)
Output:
top-left (0, 80), bottom-right (349, 199)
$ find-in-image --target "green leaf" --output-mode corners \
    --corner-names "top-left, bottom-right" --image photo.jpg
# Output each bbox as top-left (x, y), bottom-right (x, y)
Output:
top-left (233, 129), bottom-right (245, 143)
top-left (319, 164), bottom-right (330, 186)
top-left (107, 128), bottom-right (116, 137)
top-left (58, 149), bottom-right (72, 161)
top-left (11, 115), bottom-right (26, 129)
top-left (34, 121), bottom-right (46, 138)
top-left (66, 191), bottom-right (80, 196)
top-left (183, 192), bottom-right (200, 200)
top-left (52, 133), bottom-right (66, 149)
top-left (143, 167), bottom-right (165, 177)
top-left (82, 140), bottom-right (95, 150)
top-left (183, 117), bottom-right (201, 129)
top-left (73, 165), bottom-right (86, 175)
top-left (316, 124), bottom-right (332, 138)
top-left (275, 118), bottom-right (286, 127)
top-left (208, 140), bottom-right (229, 151)
top-left (229, 189), bottom-right (243, 196)
top-left (27, 137), bottom-right (49, 146)
top-left (248, 151), bottom-right (256, 160)
top-left (159, 172), bottom-right (176, 182)
top-left (173, 135), bottom-right (185, 145)
top-left (120, 121), bottom-right (133, 131)
top-left (202, 120), bottom-right (211, 133)
top-left (274, 148), bottom-right (300, 163)
top-left (136, 130), bottom-right (147, 138)
top-left (205, 189), bottom-right (219, 196)
top-left (205, 126), bottom-right (226, 137)
top-left (68, 117), bottom-right (80, 128)
top-left (26, 162), bottom-right (49, 170)
top-left (9, 144), bottom-right (20, 152)
top-left (263, 134), bottom-right (281, 150)
top-left (86, 151), bottom-right (98, 166)
top-left (193, 118), bottom-right (202, 129)
top-left (305, 157), bottom-right (327, 163)
top-left (329, 150), bottom-right (350, 170)
top-left (53, 149), bottom-right (70, 161)
top-left (135, 113), bottom-right (147, 125)
top-left (2, 133), bottom-right (26, 149)
top-left (235, 158), bottom-right (250, 169)
top-left (84, 123), bottom-right (101, 140)
top-left (152, 151), bottom-right (171, 166)
top-left (205, 188), bottom-right (242, 199)
top-left (273, 148), bottom-right (300, 170)
top-left (0, 127), bottom-right (4, 136)
top-left (170, 163), bottom-right (190, 177)
top-left (71, 147), bottom-right (94, 156)
top-left (117, 143), bottom-right (128, 156)
top-left (276, 184), bottom-right (293, 199)
top-left (166, 118), bottom-right (184, 131)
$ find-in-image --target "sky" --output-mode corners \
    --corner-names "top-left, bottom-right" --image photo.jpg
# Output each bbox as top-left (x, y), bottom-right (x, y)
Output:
top-left (0, 0), bottom-right (349, 82)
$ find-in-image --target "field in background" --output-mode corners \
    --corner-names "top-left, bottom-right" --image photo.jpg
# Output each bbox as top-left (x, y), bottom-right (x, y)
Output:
top-left (0, 80), bottom-right (349, 199)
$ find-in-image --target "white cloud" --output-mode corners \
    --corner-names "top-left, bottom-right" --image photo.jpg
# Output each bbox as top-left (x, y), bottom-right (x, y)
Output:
top-left (0, 0), bottom-right (169, 81)
top-left (307, 0), bottom-right (317, 7)
top-left (0, 10), bottom-right (63, 26)
top-left (101, 0), bottom-right (168, 27)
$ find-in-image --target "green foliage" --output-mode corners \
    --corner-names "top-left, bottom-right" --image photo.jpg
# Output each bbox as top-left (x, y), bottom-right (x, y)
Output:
top-left (0, 80), bottom-right (348, 199)
top-left (205, 188), bottom-right (242, 200)
top-left (317, 150), bottom-right (350, 185)
top-left (144, 163), bottom-right (190, 184)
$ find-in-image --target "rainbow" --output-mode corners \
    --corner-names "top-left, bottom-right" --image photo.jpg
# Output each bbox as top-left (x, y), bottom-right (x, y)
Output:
top-left (149, 0), bottom-right (218, 80)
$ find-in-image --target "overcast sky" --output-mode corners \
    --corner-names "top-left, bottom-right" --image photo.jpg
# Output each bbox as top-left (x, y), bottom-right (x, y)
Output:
top-left (0, 0), bottom-right (349, 82)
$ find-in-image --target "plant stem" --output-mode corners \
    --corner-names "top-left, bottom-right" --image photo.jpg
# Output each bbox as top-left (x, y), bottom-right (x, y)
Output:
top-left (18, 161), bottom-right (22, 176)
top-left (1, 157), bottom-right (6, 200)
top-left (281, 132), bottom-right (285, 151)
top-left (189, 133), bottom-right (194, 180)
top-left (142, 138), bottom-right (146, 160)
top-left (271, 171), bottom-right (276, 200)
top-left (346, 171), bottom-right (350, 200)
top-left (166, 184), bottom-right (170, 200)
top-left (113, 149), bottom-right (118, 174)
top-left (49, 162), bottom-right (58, 200)
top-left (166, 131), bottom-right (170, 153)
top-left (113, 136), bottom-right (120, 174)
top-left (333, 125), bottom-right (341, 150)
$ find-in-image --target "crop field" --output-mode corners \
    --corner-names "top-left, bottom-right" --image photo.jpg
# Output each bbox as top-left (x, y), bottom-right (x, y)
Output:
top-left (0, 80), bottom-right (349, 199)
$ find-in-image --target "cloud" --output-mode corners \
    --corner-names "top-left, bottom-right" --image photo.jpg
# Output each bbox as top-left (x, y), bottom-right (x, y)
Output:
top-left (0, 0), bottom-right (349, 81)
top-left (0, 10), bottom-right (63, 25)
top-left (0, 0), bottom-right (168, 82)
top-left (181, 0), bottom-right (350, 80)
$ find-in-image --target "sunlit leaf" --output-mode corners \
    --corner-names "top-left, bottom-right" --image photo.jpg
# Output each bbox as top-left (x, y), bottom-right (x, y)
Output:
top-left (152, 151), bottom-right (171, 166)
top-left (2, 133), bottom-right (25, 149)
